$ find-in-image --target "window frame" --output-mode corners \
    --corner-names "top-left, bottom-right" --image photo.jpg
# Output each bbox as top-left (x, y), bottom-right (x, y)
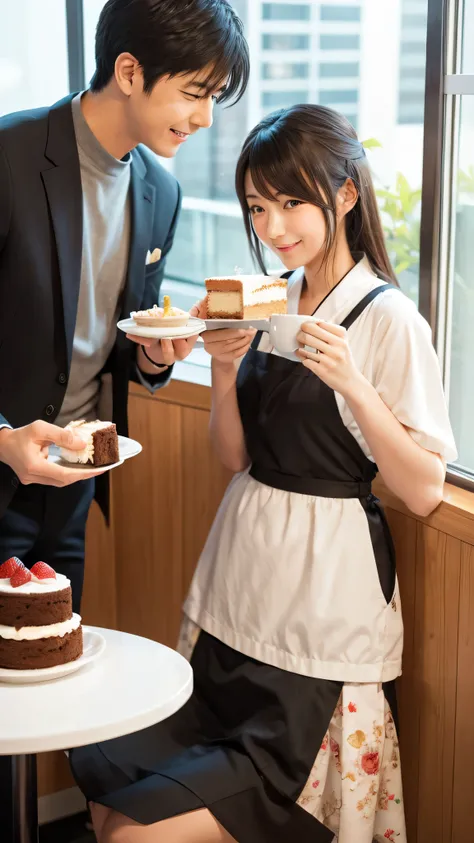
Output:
top-left (65, 0), bottom-right (86, 91)
top-left (420, 0), bottom-right (474, 487)
top-left (70, 0), bottom-right (469, 488)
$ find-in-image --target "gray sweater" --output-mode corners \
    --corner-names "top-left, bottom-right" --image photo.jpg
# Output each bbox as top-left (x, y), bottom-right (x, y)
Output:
top-left (56, 94), bottom-right (131, 427)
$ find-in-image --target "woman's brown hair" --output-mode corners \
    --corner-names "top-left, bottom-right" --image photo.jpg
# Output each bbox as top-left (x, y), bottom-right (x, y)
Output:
top-left (235, 104), bottom-right (398, 285)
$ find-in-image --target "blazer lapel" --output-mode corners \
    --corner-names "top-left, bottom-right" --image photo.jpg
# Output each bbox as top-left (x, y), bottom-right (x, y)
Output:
top-left (120, 153), bottom-right (155, 327)
top-left (41, 96), bottom-right (82, 369)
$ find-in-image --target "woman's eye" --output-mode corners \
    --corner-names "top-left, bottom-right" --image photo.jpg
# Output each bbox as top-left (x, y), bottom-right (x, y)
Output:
top-left (285, 199), bottom-right (303, 209)
top-left (249, 206), bottom-right (264, 215)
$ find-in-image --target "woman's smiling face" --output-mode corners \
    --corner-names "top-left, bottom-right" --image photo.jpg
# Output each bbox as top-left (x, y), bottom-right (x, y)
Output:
top-left (244, 170), bottom-right (330, 271)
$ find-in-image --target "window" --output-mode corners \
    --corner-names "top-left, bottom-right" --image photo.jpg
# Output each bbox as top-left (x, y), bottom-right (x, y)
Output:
top-left (402, 14), bottom-right (427, 28)
top-left (436, 0), bottom-right (474, 478)
top-left (262, 3), bottom-right (310, 21)
top-left (401, 41), bottom-right (427, 55)
top-left (319, 63), bottom-right (359, 78)
top-left (400, 66), bottom-right (426, 80)
top-left (320, 34), bottom-right (360, 50)
top-left (262, 63), bottom-right (310, 80)
top-left (0, 1), bottom-right (68, 115)
top-left (320, 5), bottom-right (361, 22)
top-left (344, 115), bottom-right (358, 131)
top-left (319, 90), bottom-right (358, 105)
top-left (262, 34), bottom-right (310, 51)
top-left (81, 0), bottom-right (429, 394)
top-left (262, 91), bottom-right (309, 108)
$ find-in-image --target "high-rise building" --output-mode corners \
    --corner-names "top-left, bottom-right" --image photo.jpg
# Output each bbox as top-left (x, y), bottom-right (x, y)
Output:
top-left (398, 0), bottom-right (428, 124)
top-left (164, 0), bottom-right (428, 293)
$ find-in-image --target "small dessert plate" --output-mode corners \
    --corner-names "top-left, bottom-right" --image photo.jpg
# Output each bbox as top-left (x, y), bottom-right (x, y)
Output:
top-left (0, 628), bottom-right (106, 685)
top-left (48, 436), bottom-right (141, 472)
top-left (117, 316), bottom-right (206, 340)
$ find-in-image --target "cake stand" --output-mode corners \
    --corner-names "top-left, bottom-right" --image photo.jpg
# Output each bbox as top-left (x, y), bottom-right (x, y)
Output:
top-left (0, 626), bottom-right (193, 842)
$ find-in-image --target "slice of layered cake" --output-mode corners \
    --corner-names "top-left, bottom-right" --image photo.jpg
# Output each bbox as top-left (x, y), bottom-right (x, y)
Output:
top-left (60, 420), bottom-right (120, 466)
top-left (205, 274), bottom-right (288, 320)
top-left (0, 558), bottom-right (83, 670)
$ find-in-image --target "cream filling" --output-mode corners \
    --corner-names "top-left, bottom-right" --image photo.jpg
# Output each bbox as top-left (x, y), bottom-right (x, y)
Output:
top-left (208, 292), bottom-right (242, 313)
top-left (0, 613), bottom-right (81, 641)
top-left (0, 572), bottom-right (70, 595)
top-left (209, 287), bottom-right (287, 314)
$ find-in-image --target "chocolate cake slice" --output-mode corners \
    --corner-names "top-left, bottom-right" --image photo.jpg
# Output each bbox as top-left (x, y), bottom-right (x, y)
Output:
top-left (60, 420), bottom-right (120, 466)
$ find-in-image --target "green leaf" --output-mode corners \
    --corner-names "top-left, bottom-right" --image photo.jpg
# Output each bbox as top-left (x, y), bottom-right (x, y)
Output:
top-left (362, 137), bottom-right (383, 150)
top-left (396, 172), bottom-right (411, 212)
top-left (395, 260), bottom-right (411, 275)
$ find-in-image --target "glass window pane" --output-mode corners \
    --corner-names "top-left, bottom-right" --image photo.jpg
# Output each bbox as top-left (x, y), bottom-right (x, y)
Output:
top-left (262, 3), bottom-right (311, 21)
top-left (461, 0), bottom-right (474, 73)
top-left (262, 91), bottom-right (309, 108)
top-left (79, 0), bottom-right (427, 313)
top-left (319, 90), bottom-right (359, 105)
top-left (319, 63), bottom-right (360, 78)
top-left (0, 0), bottom-right (68, 115)
top-left (446, 96), bottom-right (474, 470)
top-left (320, 34), bottom-right (360, 50)
top-left (262, 34), bottom-right (310, 50)
top-left (262, 63), bottom-right (310, 80)
top-left (320, 6), bottom-right (361, 22)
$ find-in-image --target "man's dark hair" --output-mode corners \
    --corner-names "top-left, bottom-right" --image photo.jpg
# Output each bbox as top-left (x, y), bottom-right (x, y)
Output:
top-left (90, 0), bottom-right (249, 105)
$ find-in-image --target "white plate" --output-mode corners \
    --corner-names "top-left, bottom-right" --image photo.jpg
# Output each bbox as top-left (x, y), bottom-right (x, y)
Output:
top-left (204, 318), bottom-right (270, 331)
top-left (48, 435), bottom-right (142, 473)
top-left (0, 628), bottom-right (106, 685)
top-left (117, 435), bottom-right (142, 460)
top-left (117, 316), bottom-right (206, 340)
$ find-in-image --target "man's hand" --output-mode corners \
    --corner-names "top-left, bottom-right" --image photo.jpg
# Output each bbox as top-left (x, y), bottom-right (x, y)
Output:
top-left (0, 422), bottom-right (107, 487)
top-left (127, 333), bottom-right (200, 373)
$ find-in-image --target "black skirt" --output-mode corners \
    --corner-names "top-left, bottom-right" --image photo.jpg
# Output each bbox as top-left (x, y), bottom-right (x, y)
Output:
top-left (70, 632), bottom-right (395, 842)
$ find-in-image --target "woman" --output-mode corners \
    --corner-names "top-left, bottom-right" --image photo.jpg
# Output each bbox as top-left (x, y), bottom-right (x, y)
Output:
top-left (70, 105), bottom-right (456, 843)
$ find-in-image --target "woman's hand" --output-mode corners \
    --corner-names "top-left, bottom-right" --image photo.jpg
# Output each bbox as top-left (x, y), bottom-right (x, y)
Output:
top-left (191, 298), bottom-right (255, 365)
top-left (296, 320), bottom-right (364, 398)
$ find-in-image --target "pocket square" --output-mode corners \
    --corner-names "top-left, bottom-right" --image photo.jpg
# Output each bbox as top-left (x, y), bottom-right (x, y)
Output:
top-left (146, 247), bottom-right (162, 266)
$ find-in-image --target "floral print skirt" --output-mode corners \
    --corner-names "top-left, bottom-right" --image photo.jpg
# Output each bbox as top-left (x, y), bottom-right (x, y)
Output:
top-left (70, 619), bottom-right (406, 843)
top-left (179, 617), bottom-right (407, 843)
top-left (297, 683), bottom-right (406, 842)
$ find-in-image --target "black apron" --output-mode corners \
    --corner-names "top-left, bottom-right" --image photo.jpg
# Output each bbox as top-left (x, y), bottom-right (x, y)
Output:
top-left (70, 283), bottom-right (399, 842)
top-left (237, 282), bottom-right (398, 604)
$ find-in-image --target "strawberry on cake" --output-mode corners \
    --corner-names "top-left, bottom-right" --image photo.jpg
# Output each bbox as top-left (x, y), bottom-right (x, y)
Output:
top-left (0, 558), bottom-right (83, 670)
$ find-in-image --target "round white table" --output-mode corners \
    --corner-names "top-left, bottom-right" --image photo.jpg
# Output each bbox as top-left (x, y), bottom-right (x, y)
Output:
top-left (0, 626), bottom-right (193, 843)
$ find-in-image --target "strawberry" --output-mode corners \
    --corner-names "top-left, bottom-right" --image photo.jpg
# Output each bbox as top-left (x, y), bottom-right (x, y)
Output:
top-left (30, 561), bottom-right (56, 580)
top-left (0, 557), bottom-right (23, 578)
top-left (10, 566), bottom-right (32, 588)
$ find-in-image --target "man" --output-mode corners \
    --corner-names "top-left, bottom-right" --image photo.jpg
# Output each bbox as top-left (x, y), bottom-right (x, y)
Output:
top-left (0, 0), bottom-right (249, 617)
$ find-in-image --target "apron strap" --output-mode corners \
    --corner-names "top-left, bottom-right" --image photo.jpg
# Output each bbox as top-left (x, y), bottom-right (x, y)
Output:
top-left (251, 269), bottom-right (294, 350)
top-left (340, 283), bottom-right (399, 331)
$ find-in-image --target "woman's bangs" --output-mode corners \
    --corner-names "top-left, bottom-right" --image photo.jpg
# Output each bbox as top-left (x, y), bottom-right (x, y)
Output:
top-left (247, 130), bottom-right (328, 208)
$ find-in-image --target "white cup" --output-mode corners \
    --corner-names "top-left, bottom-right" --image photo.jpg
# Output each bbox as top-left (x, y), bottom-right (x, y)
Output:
top-left (268, 314), bottom-right (320, 361)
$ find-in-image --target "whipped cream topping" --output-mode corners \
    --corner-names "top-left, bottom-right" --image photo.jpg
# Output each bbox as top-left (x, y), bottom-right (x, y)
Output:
top-left (0, 572), bottom-right (70, 595)
top-left (0, 613), bottom-right (81, 641)
top-left (132, 304), bottom-right (187, 319)
top-left (60, 419), bottom-right (113, 464)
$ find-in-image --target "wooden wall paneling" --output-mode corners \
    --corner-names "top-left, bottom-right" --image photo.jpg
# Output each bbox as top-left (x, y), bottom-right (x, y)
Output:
top-left (181, 407), bottom-right (232, 595)
top-left (385, 506), bottom-right (419, 842)
top-left (452, 541), bottom-right (474, 843)
top-left (415, 526), bottom-right (461, 843)
top-left (113, 393), bottom-right (184, 647)
top-left (81, 499), bottom-right (117, 628)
